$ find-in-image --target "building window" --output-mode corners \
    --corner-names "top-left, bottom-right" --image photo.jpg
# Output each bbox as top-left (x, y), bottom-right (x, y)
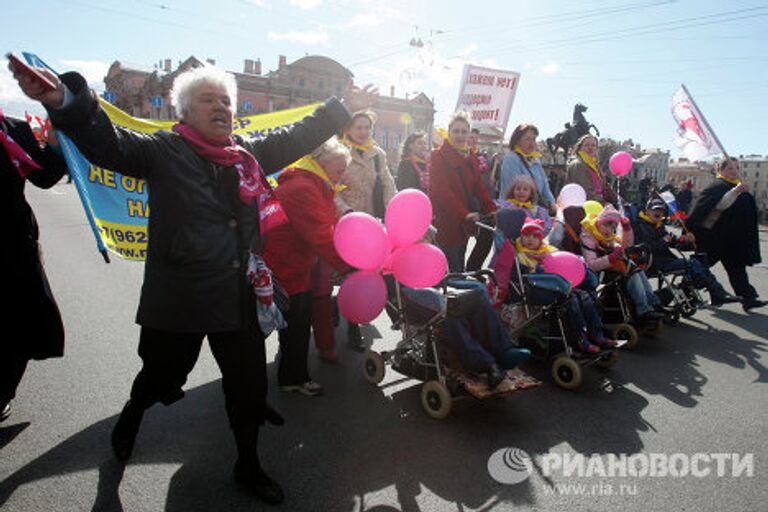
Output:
top-left (380, 128), bottom-right (388, 150)
top-left (318, 80), bottom-right (324, 90)
top-left (299, 78), bottom-right (305, 88)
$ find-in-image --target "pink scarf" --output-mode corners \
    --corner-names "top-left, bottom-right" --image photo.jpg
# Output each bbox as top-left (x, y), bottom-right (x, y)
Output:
top-left (173, 123), bottom-right (286, 234)
top-left (0, 108), bottom-right (43, 179)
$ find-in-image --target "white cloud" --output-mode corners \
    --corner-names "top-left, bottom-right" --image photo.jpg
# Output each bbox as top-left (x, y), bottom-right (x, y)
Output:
top-left (60, 59), bottom-right (110, 92)
top-left (241, 0), bottom-right (268, 6)
top-left (290, 0), bottom-right (322, 9)
top-left (538, 62), bottom-right (560, 74)
top-left (267, 27), bottom-right (329, 45)
top-left (0, 58), bottom-right (45, 118)
top-left (343, 6), bottom-right (403, 28)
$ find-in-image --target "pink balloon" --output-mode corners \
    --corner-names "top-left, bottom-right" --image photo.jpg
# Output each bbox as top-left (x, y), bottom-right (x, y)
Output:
top-left (337, 270), bottom-right (388, 323)
top-left (385, 189), bottom-right (433, 247)
top-left (541, 251), bottom-right (586, 287)
top-left (392, 243), bottom-right (448, 288)
top-left (333, 212), bottom-right (389, 270)
top-left (609, 151), bottom-right (633, 177)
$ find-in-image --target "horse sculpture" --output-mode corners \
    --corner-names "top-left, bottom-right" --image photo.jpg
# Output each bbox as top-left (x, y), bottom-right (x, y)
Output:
top-left (546, 104), bottom-right (600, 163)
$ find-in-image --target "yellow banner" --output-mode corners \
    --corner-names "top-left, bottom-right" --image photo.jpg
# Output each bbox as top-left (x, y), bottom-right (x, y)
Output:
top-left (64, 100), bottom-right (322, 260)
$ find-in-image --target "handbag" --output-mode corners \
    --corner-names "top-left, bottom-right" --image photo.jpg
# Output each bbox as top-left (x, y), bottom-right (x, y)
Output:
top-left (372, 153), bottom-right (386, 219)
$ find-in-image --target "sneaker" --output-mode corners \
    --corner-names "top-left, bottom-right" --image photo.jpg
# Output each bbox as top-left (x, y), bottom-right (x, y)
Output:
top-left (590, 335), bottom-right (618, 349)
top-left (578, 336), bottom-right (601, 354)
top-left (710, 292), bottom-right (741, 306)
top-left (742, 298), bottom-right (768, 313)
top-left (318, 349), bottom-right (338, 363)
top-left (0, 399), bottom-right (11, 423)
top-left (280, 381), bottom-right (324, 397)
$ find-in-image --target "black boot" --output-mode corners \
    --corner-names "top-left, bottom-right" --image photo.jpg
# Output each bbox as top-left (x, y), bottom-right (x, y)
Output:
top-left (111, 400), bottom-right (144, 461)
top-left (486, 364), bottom-right (507, 390)
top-left (233, 426), bottom-right (284, 505)
top-left (347, 323), bottom-right (365, 352)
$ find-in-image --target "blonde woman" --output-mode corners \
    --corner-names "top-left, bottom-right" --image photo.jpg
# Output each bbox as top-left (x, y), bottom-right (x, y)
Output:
top-left (565, 134), bottom-right (616, 205)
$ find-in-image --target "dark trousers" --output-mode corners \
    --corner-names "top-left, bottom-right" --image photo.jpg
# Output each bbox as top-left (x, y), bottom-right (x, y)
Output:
top-left (721, 260), bottom-right (758, 300)
top-left (658, 257), bottom-right (726, 295)
top-left (441, 241), bottom-right (469, 273)
top-left (0, 353), bottom-right (29, 402)
top-left (130, 325), bottom-right (268, 429)
top-left (466, 227), bottom-right (495, 271)
top-left (277, 291), bottom-right (313, 386)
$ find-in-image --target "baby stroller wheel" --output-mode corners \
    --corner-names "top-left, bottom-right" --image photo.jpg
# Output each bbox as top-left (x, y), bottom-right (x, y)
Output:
top-left (595, 349), bottom-right (620, 369)
top-left (363, 350), bottom-right (386, 385)
top-left (551, 356), bottom-right (583, 390)
top-left (610, 323), bottom-right (639, 350)
top-left (681, 304), bottom-right (696, 318)
top-left (420, 380), bottom-right (453, 419)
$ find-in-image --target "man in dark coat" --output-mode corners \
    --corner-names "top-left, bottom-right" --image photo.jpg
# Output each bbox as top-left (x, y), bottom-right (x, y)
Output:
top-left (687, 157), bottom-right (765, 312)
top-left (12, 62), bottom-right (358, 504)
top-left (1, 112), bottom-right (67, 422)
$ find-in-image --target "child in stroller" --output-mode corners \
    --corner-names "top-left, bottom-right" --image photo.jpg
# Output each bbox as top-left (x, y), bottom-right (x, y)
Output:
top-left (491, 209), bottom-right (623, 390)
top-left (580, 204), bottom-right (665, 324)
top-left (362, 270), bottom-right (539, 419)
top-left (631, 198), bottom-right (740, 309)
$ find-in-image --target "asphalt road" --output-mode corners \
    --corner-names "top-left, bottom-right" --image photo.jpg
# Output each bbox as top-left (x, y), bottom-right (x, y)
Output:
top-left (1, 182), bottom-right (767, 512)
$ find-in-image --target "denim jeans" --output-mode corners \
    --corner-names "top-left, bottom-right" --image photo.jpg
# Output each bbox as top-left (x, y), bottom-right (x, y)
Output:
top-left (625, 271), bottom-right (660, 315)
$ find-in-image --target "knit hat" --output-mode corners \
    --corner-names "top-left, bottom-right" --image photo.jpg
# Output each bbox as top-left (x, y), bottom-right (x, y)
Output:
top-left (520, 217), bottom-right (546, 239)
top-left (596, 204), bottom-right (622, 225)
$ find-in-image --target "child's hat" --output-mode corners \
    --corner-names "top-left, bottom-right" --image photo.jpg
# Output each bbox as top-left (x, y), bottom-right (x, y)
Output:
top-left (520, 217), bottom-right (546, 239)
top-left (597, 204), bottom-right (622, 225)
top-left (646, 198), bottom-right (667, 212)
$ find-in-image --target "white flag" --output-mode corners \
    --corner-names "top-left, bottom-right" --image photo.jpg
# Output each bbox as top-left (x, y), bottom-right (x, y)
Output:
top-left (671, 85), bottom-right (724, 160)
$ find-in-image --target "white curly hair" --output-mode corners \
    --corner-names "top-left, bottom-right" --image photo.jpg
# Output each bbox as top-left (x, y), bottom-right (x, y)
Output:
top-left (170, 65), bottom-right (238, 119)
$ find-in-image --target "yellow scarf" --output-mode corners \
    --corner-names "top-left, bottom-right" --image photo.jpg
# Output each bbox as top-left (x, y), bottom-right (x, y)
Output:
top-left (515, 238), bottom-right (556, 270)
top-left (514, 145), bottom-right (542, 159)
top-left (639, 210), bottom-right (663, 229)
top-left (506, 198), bottom-right (534, 210)
top-left (578, 151), bottom-right (602, 177)
top-left (290, 155), bottom-right (347, 193)
top-left (447, 137), bottom-right (469, 154)
top-left (581, 216), bottom-right (621, 244)
top-left (341, 135), bottom-right (374, 153)
top-left (716, 173), bottom-right (741, 186)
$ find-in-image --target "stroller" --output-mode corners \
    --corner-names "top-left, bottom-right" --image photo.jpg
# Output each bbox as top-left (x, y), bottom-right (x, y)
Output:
top-left (491, 209), bottom-right (625, 390)
top-left (551, 205), bottom-right (654, 349)
top-left (622, 201), bottom-right (704, 323)
top-left (361, 269), bottom-right (541, 420)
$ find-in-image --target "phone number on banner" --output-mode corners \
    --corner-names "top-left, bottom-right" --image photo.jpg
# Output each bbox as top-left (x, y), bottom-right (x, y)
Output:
top-left (95, 219), bottom-right (148, 261)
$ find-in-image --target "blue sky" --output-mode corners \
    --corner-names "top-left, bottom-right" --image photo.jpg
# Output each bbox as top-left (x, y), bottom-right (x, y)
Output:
top-left (2, 0), bottom-right (767, 157)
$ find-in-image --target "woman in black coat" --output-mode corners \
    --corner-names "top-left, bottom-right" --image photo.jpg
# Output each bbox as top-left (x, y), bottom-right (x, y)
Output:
top-left (1, 112), bottom-right (67, 422)
top-left (687, 157), bottom-right (765, 312)
top-left (13, 62), bottom-right (356, 505)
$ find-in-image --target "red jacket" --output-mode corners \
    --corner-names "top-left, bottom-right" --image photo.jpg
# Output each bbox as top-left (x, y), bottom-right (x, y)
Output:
top-left (263, 168), bottom-right (350, 295)
top-left (429, 142), bottom-right (496, 246)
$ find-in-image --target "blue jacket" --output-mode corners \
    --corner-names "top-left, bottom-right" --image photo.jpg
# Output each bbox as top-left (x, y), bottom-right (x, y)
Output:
top-left (498, 152), bottom-right (556, 206)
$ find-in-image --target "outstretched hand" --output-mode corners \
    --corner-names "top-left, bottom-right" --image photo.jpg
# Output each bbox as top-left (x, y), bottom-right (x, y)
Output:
top-left (344, 83), bottom-right (379, 112)
top-left (8, 60), bottom-right (64, 108)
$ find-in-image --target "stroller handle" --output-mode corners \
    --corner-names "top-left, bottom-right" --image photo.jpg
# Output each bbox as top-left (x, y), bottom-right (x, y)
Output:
top-left (442, 269), bottom-right (498, 287)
